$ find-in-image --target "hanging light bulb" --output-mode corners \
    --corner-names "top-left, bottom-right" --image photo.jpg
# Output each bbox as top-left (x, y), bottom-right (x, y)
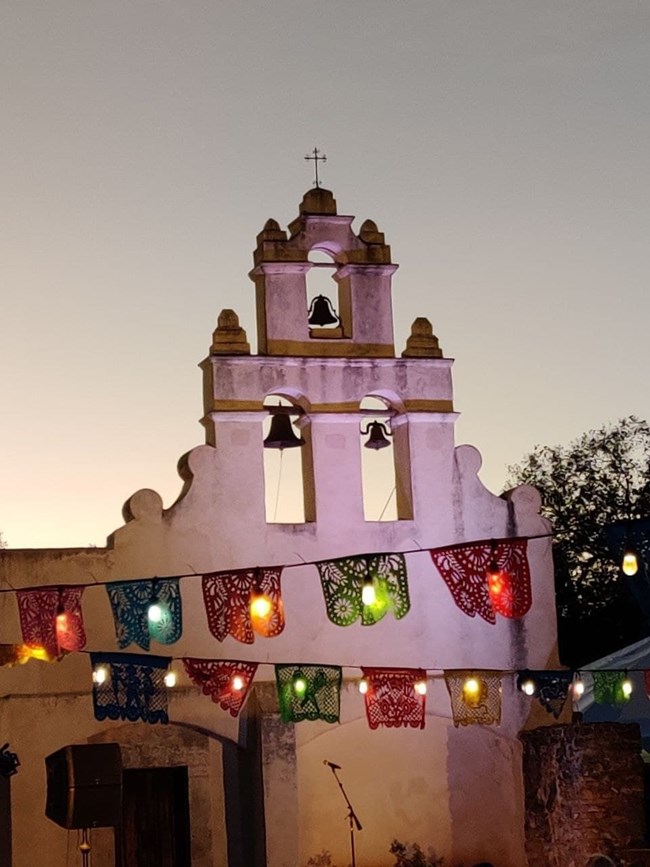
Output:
top-left (622, 545), bottom-right (639, 577)
top-left (487, 566), bottom-right (505, 597)
top-left (232, 674), bottom-right (245, 692)
top-left (362, 575), bottom-right (376, 606)
top-left (414, 679), bottom-right (427, 696)
top-left (93, 665), bottom-right (108, 685)
top-left (55, 609), bottom-right (68, 634)
top-left (358, 677), bottom-right (369, 695)
top-left (573, 675), bottom-right (585, 698)
top-left (622, 675), bottom-right (633, 699)
top-left (486, 541), bottom-right (505, 599)
top-left (147, 581), bottom-right (168, 628)
top-left (520, 677), bottom-right (536, 697)
top-left (147, 601), bottom-right (164, 623)
top-left (164, 668), bottom-right (177, 688)
top-left (55, 593), bottom-right (69, 648)
top-left (462, 675), bottom-right (487, 708)
top-left (250, 593), bottom-right (272, 619)
top-left (292, 671), bottom-right (308, 696)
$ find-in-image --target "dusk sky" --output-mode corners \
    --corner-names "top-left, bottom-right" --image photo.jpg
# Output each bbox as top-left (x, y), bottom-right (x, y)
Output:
top-left (3, 1), bottom-right (649, 549)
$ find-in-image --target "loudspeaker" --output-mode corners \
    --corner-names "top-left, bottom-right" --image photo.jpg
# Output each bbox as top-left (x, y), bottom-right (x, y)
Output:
top-left (45, 743), bottom-right (122, 829)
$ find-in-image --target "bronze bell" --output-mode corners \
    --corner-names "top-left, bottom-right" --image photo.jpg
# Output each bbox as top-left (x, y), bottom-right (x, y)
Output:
top-left (308, 295), bottom-right (339, 327)
top-left (362, 421), bottom-right (392, 450)
top-left (263, 410), bottom-right (305, 450)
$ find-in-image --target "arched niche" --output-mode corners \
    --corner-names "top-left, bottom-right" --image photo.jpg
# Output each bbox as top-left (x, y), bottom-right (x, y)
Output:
top-left (262, 393), bottom-right (315, 524)
top-left (359, 394), bottom-right (413, 522)
top-left (306, 249), bottom-right (349, 339)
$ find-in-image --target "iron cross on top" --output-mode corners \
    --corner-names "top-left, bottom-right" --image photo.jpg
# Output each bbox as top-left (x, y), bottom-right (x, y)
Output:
top-left (304, 147), bottom-right (327, 188)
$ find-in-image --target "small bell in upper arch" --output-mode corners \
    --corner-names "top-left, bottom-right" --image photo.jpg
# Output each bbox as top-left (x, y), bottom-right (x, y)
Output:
top-left (308, 295), bottom-right (339, 327)
top-left (263, 407), bottom-right (305, 450)
top-left (361, 420), bottom-right (392, 450)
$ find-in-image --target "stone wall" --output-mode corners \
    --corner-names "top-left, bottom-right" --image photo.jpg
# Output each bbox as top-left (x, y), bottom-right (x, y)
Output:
top-left (521, 723), bottom-right (645, 867)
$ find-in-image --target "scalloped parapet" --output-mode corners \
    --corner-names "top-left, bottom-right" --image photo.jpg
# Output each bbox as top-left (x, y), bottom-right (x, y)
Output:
top-left (250, 189), bottom-right (396, 357)
top-left (252, 189), bottom-right (392, 267)
top-left (122, 489), bottom-right (163, 524)
top-left (401, 317), bottom-right (444, 358)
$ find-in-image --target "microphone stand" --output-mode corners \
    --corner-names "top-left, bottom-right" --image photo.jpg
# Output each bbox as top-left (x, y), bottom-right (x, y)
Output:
top-left (326, 764), bottom-right (362, 867)
top-left (79, 827), bottom-right (91, 867)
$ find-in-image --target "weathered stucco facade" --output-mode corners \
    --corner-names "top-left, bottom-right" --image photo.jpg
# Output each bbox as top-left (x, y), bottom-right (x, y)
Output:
top-left (0, 188), bottom-right (561, 867)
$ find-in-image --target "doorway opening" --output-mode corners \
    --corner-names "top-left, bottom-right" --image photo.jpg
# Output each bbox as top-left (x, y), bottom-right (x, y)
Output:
top-left (116, 766), bottom-right (191, 867)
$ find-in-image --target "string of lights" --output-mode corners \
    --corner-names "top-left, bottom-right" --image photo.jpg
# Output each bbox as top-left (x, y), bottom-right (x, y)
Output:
top-left (0, 532), bottom-right (554, 595)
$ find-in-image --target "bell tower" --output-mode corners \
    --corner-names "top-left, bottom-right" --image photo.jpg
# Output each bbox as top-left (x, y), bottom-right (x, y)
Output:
top-left (251, 188), bottom-right (397, 357)
top-left (202, 188), bottom-right (453, 536)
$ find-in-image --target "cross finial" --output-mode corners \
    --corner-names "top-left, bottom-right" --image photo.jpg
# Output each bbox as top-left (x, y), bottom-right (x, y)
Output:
top-left (304, 147), bottom-right (327, 188)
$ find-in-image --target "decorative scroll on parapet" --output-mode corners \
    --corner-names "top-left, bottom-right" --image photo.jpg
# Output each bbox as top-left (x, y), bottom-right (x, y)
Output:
top-left (122, 489), bottom-right (164, 525)
top-left (210, 309), bottom-right (250, 355)
top-left (109, 488), bottom-right (166, 549)
top-left (401, 317), bottom-right (443, 358)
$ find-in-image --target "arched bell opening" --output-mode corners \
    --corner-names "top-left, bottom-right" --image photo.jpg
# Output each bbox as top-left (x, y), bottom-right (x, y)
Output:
top-left (359, 395), bottom-right (413, 522)
top-left (262, 395), bottom-right (315, 524)
top-left (306, 249), bottom-right (348, 339)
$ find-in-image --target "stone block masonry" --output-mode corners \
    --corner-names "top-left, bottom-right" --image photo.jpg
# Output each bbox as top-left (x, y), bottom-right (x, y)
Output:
top-left (521, 723), bottom-right (646, 867)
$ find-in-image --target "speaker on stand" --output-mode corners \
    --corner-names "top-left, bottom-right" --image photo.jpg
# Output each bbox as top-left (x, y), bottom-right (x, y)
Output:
top-left (45, 743), bottom-right (123, 866)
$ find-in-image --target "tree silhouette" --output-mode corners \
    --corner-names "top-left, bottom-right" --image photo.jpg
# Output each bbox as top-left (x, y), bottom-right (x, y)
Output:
top-left (507, 416), bottom-right (650, 666)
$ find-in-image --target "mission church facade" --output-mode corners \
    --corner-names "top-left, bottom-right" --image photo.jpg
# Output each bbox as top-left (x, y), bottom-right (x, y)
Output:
top-left (0, 187), bottom-right (560, 867)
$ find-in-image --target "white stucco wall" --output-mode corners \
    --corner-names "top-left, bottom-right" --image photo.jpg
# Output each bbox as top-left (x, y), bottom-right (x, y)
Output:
top-left (0, 192), bottom-right (560, 867)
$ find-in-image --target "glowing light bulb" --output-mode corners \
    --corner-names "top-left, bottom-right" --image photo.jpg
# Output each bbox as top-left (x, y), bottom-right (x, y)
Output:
top-left (622, 550), bottom-right (639, 577)
top-left (414, 679), bottom-right (427, 696)
top-left (164, 669), bottom-right (177, 688)
top-left (93, 666), bottom-right (108, 685)
top-left (358, 678), bottom-right (369, 695)
top-left (573, 679), bottom-right (585, 698)
top-left (55, 610), bottom-right (69, 643)
top-left (147, 602), bottom-right (164, 624)
top-left (26, 645), bottom-right (49, 661)
top-left (250, 594), bottom-right (272, 619)
top-left (489, 572), bottom-right (504, 594)
top-left (487, 561), bottom-right (500, 577)
top-left (232, 675), bottom-right (244, 692)
top-left (362, 578), bottom-right (376, 607)
top-left (622, 677), bottom-right (633, 698)
top-left (521, 679), bottom-right (536, 696)
top-left (293, 674), bottom-right (307, 696)
top-left (462, 675), bottom-right (486, 708)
